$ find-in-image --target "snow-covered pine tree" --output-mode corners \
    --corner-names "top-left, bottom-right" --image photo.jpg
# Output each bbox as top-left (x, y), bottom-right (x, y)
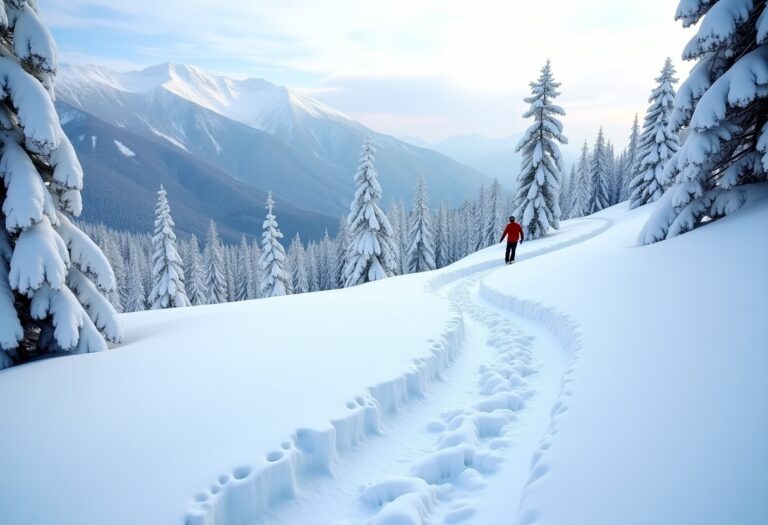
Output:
top-left (641, 2), bottom-right (768, 243)
top-left (224, 248), bottom-right (237, 301)
top-left (387, 201), bottom-right (402, 276)
top-left (259, 192), bottom-right (290, 297)
top-left (571, 141), bottom-right (593, 218)
top-left (334, 216), bottom-right (348, 288)
top-left (148, 186), bottom-right (189, 309)
top-left (320, 230), bottom-right (336, 290)
top-left (483, 178), bottom-right (505, 245)
top-left (588, 128), bottom-right (611, 214)
top-left (250, 240), bottom-right (262, 299)
top-left (124, 241), bottom-right (146, 312)
top-left (235, 236), bottom-right (252, 302)
top-left (406, 176), bottom-right (436, 273)
top-left (344, 138), bottom-right (398, 286)
top-left (0, 2), bottom-right (123, 367)
top-left (186, 235), bottom-right (207, 305)
top-left (512, 60), bottom-right (567, 239)
top-left (629, 58), bottom-right (681, 209)
top-left (289, 233), bottom-right (309, 294)
top-left (621, 113), bottom-right (641, 201)
top-left (100, 232), bottom-right (125, 313)
top-left (204, 221), bottom-right (227, 304)
top-left (560, 165), bottom-right (576, 219)
top-left (435, 203), bottom-right (452, 268)
top-left (473, 183), bottom-right (487, 250)
top-left (306, 242), bottom-right (320, 292)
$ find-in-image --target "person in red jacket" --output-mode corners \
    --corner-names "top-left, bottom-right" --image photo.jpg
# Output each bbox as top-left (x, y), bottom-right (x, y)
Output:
top-left (500, 216), bottom-right (524, 264)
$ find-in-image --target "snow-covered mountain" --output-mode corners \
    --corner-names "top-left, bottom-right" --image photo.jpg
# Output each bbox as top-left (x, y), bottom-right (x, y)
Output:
top-left (56, 63), bottom-right (487, 217)
top-left (58, 103), bottom-right (336, 243)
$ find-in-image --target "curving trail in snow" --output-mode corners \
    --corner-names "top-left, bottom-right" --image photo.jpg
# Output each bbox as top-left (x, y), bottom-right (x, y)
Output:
top-left (184, 217), bottom-right (614, 525)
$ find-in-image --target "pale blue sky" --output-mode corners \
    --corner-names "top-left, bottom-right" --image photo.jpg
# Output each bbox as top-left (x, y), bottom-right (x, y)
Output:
top-left (41, 1), bottom-right (694, 148)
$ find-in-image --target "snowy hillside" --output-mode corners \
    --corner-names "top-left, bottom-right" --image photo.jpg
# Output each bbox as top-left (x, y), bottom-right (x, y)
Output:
top-left (56, 63), bottom-right (488, 217)
top-left (2, 187), bottom-right (765, 525)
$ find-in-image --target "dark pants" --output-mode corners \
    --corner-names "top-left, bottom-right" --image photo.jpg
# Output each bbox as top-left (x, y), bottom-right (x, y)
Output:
top-left (505, 242), bottom-right (518, 263)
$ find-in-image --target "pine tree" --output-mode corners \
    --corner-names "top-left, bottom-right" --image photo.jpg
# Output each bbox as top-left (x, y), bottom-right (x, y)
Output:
top-left (289, 234), bottom-right (309, 294)
top-left (641, 2), bottom-right (768, 243)
top-left (259, 192), bottom-right (290, 297)
top-left (512, 60), bottom-right (567, 239)
top-left (621, 113), bottom-right (641, 201)
top-left (235, 236), bottom-right (252, 302)
top-left (571, 141), bottom-right (593, 218)
top-left (125, 242), bottom-right (146, 312)
top-left (334, 216), bottom-right (349, 288)
top-left (0, 3), bottom-right (122, 367)
top-left (589, 128), bottom-right (611, 214)
top-left (204, 221), bottom-right (227, 304)
top-left (560, 165), bottom-right (576, 219)
top-left (344, 138), bottom-right (398, 286)
top-left (319, 230), bottom-right (336, 290)
top-left (407, 176), bottom-right (436, 273)
top-left (100, 233), bottom-right (125, 313)
top-left (629, 58), bottom-right (681, 209)
top-left (186, 235), bottom-right (207, 305)
top-left (483, 178), bottom-right (505, 245)
top-left (435, 203), bottom-right (452, 268)
top-left (250, 241), bottom-right (262, 299)
top-left (148, 186), bottom-right (189, 309)
top-left (474, 184), bottom-right (487, 250)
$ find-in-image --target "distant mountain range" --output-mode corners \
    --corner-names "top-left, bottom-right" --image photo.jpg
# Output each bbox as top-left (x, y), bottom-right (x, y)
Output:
top-left (56, 63), bottom-right (488, 241)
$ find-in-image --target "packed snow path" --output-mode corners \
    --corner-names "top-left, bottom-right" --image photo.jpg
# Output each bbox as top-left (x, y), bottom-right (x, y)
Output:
top-left (247, 272), bottom-right (566, 525)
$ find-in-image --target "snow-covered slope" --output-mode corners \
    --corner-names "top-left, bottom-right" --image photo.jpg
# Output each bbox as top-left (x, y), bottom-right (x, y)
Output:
top-left (57, 63), bottom-right (488, 215)
top-left (1, 188), bottom-right (764, 525)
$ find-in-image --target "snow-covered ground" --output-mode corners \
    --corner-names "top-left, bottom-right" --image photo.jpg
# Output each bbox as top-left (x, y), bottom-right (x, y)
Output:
top-left (1, 189), bottom-right (765, 525)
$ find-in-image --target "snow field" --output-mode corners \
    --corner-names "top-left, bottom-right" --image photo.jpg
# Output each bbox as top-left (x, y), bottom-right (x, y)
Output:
top-left (186, 314), bottom-right (466, 525)
top-left (482, 190), bottom-right (768, 525)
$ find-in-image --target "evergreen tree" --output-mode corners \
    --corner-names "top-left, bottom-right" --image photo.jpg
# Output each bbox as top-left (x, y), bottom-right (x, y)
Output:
top-left (407, 176), bottom-right (436, 273)
top-left (560, 165), bottom-right (576, 219)
top-left (148, 186), bottom-right (190, 309)
top-left (289, 234), bottom-right (310, 294)
top-left (125, 242), bottom-right (146, 312)
top-left (435, 203), bottom-right (452, 268)
top-left (204, 221), bottom-right (227, 304)
top-left (250, 241), bottom-right (262, 299)
top-left (571, 141), bottom-right (593, 218)
top-left (641, 2), bottom-right (768, 242)
top-left (320, 230), bottom-right (336, 290)
top-left (483, 178), bottom-right (505, 245)
top-left (344, 138), bottom-right (399, 286)
top-left (0, 2), bottom-right (122, 367)
top-left (513, 60), bottom-right (567, 239)
top-left (259, 192), bottom-right (290, 297)
top-left (474, 183), bottom-right (487, 250)
top-left (589, 128), bottom-right (611, 213)
top-left (334, 216), bottom-right (349, 288)
top-left (629, 58), bottom-right (681, 209)
top-left (621, 113), bottom-right (641, 201)
top-left (235, 236), bottom-right (252, 302)
top-left (100, 233), bottom-right (125, 313)
top-left (186, 235), bottom-right (207, 306)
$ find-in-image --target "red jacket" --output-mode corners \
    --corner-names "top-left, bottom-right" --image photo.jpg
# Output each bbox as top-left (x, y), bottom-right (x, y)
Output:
top-left (500, 222), bottom-right (524, 243)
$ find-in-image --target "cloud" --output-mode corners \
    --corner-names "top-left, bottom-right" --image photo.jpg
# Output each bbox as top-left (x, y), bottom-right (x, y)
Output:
top-left (40, 0), bottom-right (698, 147)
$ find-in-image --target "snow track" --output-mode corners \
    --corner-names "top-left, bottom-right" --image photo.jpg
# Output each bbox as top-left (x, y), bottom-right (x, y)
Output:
top-left (186, 218), bottom-right (613, 525)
